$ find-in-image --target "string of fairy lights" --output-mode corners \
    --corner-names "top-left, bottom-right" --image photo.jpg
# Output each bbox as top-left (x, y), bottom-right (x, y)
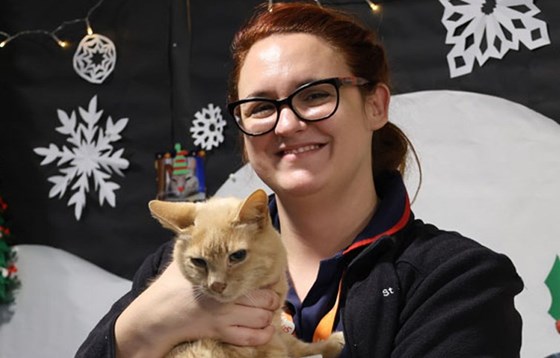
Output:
top-left (0, 0), bottom-right (105, 49)
top-left (268, 0), bottom-right (382, 12)
top-left (0, 0), bottom-right (382, 44)
top-left (0, 0), bottom-right (383, 49)
top-left (0, 0), bottom-right (382, 83)
top-left (0, 0), bottom-right (116, 84)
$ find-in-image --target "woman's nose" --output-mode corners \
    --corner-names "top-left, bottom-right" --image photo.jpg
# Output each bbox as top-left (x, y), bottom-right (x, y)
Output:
top-left (274, 106), bottom-right (306, 136)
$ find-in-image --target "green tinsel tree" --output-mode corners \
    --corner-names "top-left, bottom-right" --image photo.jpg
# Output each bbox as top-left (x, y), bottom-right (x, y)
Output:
top-left (0, 196), bottom-right (20, 304)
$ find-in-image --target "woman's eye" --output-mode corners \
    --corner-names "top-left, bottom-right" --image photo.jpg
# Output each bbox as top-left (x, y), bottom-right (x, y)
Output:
top-left (306, 91), bottom-right (330, 101)
top-left (229, 250), bottom-right (247, 263)
top-left (191, 257), bottom-right (207, 268)
top-left (298, 90), bottom-right (333, 106)
top-left (245, 102), bottom-right (275, 118)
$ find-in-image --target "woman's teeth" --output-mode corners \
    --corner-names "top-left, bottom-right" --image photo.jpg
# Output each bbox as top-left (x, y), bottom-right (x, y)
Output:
top-left (284, 144), bottom-right (320, 155)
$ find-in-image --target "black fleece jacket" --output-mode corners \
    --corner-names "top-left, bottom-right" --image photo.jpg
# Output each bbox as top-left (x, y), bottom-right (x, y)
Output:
top-left (341, 218), bottom-right (523, 357)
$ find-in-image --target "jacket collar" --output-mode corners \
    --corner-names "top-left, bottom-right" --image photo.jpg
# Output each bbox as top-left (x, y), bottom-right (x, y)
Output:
top-left (268, 170), bottom-right (412, 258)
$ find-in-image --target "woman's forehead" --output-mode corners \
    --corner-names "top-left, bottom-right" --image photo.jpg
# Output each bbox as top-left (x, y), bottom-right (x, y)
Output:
top-left (238, 33), bottom-right (348, 96)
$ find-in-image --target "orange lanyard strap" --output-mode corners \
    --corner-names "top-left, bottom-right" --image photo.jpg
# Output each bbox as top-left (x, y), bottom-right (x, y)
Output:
top-left (312, 279), bottom-right (342, 342)
top-left (281, 279), bottom-right (343, 342)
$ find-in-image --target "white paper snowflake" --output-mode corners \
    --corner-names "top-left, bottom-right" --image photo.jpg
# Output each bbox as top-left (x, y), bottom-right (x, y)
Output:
top-left (439, 0), bottom-right (550, 78)
top-left (190, 103), bottom-right (226, 151)
top-left (33, 95), bottom-right (129, 220)
top-left (73, 33), bottom-right (117, 84)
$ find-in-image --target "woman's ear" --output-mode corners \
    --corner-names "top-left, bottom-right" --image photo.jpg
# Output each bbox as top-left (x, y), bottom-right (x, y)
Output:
top-left (365, 83), bottom-right (390, 131)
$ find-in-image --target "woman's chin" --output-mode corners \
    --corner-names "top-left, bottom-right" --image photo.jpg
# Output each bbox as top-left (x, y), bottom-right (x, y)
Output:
top-left (270, 174), bottom-right (325, 197)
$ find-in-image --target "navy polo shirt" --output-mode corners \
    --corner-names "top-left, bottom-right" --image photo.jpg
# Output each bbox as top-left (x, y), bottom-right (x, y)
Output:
top-left (268, 171), bottom-right (411, 357)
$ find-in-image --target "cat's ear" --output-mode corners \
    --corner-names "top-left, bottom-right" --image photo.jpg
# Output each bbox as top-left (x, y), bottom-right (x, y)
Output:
top-left (148, 200), bottom-right (197, 233)
top-left (235, 189), bottom-right (269, 229)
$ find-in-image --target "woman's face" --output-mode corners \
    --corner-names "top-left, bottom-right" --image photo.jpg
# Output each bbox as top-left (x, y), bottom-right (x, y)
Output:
top-left (237, 33), bottom-right (388, 198)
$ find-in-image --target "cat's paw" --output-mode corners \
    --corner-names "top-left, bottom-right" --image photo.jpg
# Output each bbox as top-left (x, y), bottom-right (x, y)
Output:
top-left (321, 331), bottom-right (345, 358)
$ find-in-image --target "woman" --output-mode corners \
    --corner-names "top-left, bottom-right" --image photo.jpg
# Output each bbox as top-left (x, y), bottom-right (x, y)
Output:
top-left (77, 3), bottom-right (523, 357)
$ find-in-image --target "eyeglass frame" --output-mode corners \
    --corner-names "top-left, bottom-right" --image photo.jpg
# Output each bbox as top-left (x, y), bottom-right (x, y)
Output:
top-left (227, 76), bottom-right (372, 136)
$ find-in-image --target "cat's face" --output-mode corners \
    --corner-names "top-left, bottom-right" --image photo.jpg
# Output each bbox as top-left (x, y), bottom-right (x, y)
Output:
top-left (149, 190), bottom-right (286, 303)
top-left (176, 219), bottom-right (273, 302)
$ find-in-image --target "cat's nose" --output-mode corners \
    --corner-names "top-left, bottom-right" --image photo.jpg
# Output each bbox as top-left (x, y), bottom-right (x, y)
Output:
top-left (210, 282), bottom-right (227, 293)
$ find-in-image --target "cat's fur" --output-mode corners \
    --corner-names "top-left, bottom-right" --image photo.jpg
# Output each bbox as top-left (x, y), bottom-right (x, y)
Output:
top-left (149, 189), bottom-right (344, 358)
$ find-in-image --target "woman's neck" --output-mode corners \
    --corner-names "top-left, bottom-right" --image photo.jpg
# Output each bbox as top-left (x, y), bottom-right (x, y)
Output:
top-left (276, 179), bottom-right (378, 300)
top-left (275, 179), bottom-right (379, 261)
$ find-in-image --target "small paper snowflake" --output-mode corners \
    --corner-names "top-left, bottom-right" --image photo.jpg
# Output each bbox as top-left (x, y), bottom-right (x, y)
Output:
top-left (190, 103), bottom-right (226, 151)
top-left (73, 33), bottom-right (117, 84)
top-left (439, 0), bottom-right (551, 78)
top-left (34, 95), bottom-right (129, 220)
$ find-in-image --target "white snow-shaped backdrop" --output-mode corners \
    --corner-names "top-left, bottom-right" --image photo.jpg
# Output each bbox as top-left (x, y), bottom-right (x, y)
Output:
top-left (439, 0), bottom-right (551, 78)
top-left (34, 95), bottom-right (129, 220)
top-left (190, 103), bottom-right (226, 151)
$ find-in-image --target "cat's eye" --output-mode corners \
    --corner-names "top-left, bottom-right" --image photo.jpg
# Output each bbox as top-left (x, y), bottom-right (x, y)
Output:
top-left (229, 250), bottom-right (247, 263)
top-left (190, 257), bottom-right (207, 268)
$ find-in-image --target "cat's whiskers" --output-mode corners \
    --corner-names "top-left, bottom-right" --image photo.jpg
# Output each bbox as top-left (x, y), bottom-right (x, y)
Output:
top-left (190, 285), bottom-right (206, 302)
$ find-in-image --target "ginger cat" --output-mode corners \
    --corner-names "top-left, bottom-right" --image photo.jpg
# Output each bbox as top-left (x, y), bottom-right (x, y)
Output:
top-left (149, 189), bottom-right (344, 358)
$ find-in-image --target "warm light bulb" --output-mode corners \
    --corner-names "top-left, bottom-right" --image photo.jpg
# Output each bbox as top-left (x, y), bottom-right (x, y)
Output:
top-left (368, 1), bottom-right (381, 13)
top-left (0, 40), bottom-right (6, 48)
top-left (87, 26), bottom-right (93, 36)
top-left (58, 40), bottom-right (68, 48)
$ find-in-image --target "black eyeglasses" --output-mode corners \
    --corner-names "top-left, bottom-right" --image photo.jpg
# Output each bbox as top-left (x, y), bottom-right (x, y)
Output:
top-left (227, 76), bottom-right (371, 136)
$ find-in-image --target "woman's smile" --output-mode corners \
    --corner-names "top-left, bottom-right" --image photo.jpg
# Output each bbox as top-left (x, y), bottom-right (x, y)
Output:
top-left (277, 143), bottom-right (325, 157)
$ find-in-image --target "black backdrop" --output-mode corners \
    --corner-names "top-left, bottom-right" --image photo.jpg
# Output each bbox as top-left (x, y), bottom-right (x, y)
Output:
top-left (1, 0), bottom-right (558, 278)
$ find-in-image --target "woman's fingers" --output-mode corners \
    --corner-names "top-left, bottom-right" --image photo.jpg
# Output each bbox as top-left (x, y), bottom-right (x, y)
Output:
top-left (236, 288), bottom-right (281, 311)
top-left (199, 296), bottom-right (275, 329)
top-left (229, 304), bottom-right (275, 329)
top-left (193, 288), bottom-right (278, 346)
top-left (220, 324), bottom-right (276, 346)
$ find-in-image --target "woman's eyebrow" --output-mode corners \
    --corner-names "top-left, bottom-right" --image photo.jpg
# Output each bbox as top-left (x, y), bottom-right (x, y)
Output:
top-left (242, 90), bottom-right (275, 99)
top-left (242, 77), bottom-right (321, 99)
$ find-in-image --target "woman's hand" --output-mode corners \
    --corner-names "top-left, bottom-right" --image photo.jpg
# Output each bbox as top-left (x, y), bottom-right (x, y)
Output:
top-left (114, 260), bottom-right (281, 358)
